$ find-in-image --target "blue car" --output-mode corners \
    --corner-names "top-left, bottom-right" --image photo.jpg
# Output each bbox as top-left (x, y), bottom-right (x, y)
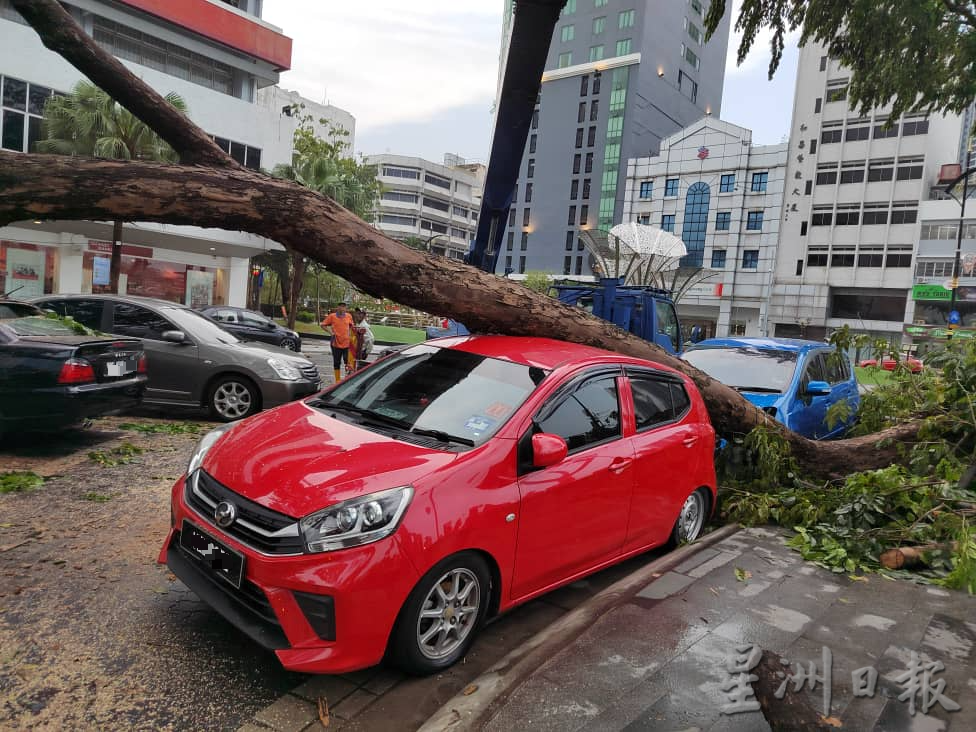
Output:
top-left (682, 337), bottom-right (859, 439)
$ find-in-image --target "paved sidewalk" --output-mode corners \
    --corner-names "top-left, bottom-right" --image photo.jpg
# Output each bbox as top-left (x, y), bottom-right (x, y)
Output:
top-left (469, 528), bottom-right (976, 731)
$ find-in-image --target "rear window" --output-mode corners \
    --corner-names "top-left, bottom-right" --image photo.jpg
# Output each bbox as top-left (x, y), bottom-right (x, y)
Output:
top-left (4, 315), bottom-right (88, 337)
top-left (0, 303), bottom-right (39, 319)
top-left (683, 346), bottom-right (798, 393)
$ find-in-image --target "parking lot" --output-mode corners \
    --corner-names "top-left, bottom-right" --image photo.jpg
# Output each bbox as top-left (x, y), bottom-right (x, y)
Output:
top-left (0, 411), bottom-right (664, 731)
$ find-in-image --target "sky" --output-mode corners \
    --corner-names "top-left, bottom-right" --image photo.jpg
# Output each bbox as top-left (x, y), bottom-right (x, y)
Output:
top-left (263, 1), bottom-right (800, 163)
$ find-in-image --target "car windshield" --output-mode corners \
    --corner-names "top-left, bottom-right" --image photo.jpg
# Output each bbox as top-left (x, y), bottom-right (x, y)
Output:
top-left (683, 347), bottom-right (799, 393)
top-left (4, 315), bottom-right (90, 337)
top-left (314, 344), bottom-right (548, 448)
top-left (163, 307), bottom-right (240, 345)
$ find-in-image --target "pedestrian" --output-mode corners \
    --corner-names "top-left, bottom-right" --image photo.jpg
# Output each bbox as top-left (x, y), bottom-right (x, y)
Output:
top-left (321, 301), bottom-right (354, 383)
top-left (350, 307), bottom-right (375, 371)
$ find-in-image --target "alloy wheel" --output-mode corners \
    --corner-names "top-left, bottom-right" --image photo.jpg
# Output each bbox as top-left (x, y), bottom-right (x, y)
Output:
top-left (213, 381), bottom-right (253, 420)
top-left (677, 490), bottom-right (706, 543)
top-left (281, 337), bottom-right (299, 351)
top-left (415, 568), bottom-right (481, 660)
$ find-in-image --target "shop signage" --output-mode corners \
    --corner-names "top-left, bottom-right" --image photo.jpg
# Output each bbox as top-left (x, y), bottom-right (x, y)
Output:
top-left (92, 255), bottom-right (111, 286)
top-left (912, 284), bottom-right (951, 301)
top-left (88, 240), bottom-right (154, 259)
top-left (904, 323), bottom-right (975, 340)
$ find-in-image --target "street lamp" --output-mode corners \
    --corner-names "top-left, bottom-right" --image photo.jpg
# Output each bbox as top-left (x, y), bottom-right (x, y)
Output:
top-left (943, 163), bottom-right (976, 337)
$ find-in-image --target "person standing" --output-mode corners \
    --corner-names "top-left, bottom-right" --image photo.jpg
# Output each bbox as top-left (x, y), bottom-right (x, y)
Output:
top-left (321, 302), bottom-right (354, 383)
top-left (350, 308), bottom-right (375, 371)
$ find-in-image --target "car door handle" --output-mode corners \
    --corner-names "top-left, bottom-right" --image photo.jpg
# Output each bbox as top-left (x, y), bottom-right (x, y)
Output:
top-left (608, 457), bottom-right (633, 474)
top-left (682, 436), bottom-right (699, 448)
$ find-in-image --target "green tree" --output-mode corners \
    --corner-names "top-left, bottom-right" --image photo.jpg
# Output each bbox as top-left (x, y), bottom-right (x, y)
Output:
top-left (39, 81), bottom-right (187, 291)
top-left (522, 270), bottom-right (553, 295)
top-left (262, 107), bottom-right (380, 328)
top-left (705, 0), bottom-right (976, 125)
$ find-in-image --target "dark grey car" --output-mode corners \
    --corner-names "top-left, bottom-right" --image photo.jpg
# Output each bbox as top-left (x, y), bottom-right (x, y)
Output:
top-left (199, 306), bottom-right (301, 351)
top-left (35, 295), bottom-right (320, 421)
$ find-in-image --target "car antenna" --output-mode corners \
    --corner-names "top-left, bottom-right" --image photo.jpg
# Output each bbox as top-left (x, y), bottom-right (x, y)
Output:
top-left (2, 285), bottom-right (25, 298)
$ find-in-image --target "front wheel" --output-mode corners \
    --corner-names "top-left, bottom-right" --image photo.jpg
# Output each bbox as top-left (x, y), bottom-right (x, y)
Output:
top-left (207, 375), bottom-right (259, 422)
top-left (389, 552), bottom-right (490, 675)
top-left (671, 488), bottom-right (710, 545)
top-left (279, 337), bottom-right (299, 351)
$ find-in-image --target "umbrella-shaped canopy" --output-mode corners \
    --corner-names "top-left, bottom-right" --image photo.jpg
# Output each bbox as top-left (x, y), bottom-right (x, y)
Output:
top-left (609, 222), bottom-right (687, 259)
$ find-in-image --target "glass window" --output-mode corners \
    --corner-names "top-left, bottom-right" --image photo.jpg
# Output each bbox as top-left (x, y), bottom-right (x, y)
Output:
top-left (746, 211), bottom-right (763, 231)
top-left (54, 300), bottom-right (105, 330)
top-left (618, 9), bottom-right (635, 28)
top-left (711, 249), bottom-right (727, 268)
top-left (595, 0), bottom-right (608, 6)
top-left (661, 214), bottom-right (675, 232)
top-left (715, 211), bottom-right (731, 230)
top-left (639, 180), bottom-right (652, 199)
top-left (742, 249), bottom-right (759, 269)
top-left (589, 45), bottom-right (604, 62)
top-left (111, 302), bottom-right (174, 341)
top-left (2, 77), bottom-right (27, 110)
top-left (558, 52), bottom-right (573, 68)
top-left (562, 0), bottom-right (577, 15)
top-left (593, 16), bottom-right (606, 34)
top-left (683, 347), bottom-right (799, 393)
top-left (671, 383), bottom-right (690, 415)
top-left (536, 375), bottom-right (620, 452)
top-left (27, 84), bottom-right (51, 116)
top-left (4, 315), bottom-right (93, 338)
top-left (681, 182), bottom-right (710, 267)
top-left (630, 376), bottom-right (673, 431)
top-left (750, 172), bottom-right (768, 192)
top-left (664, 178), bottom-right (679, 197)
top-left (1, 109), bottom-right (24, 151)
top-left (561, 25), bottom-right (575, 42)
top-left (719, 173), bottom-right (735, 192)
top-left (615, 38), bottom-right (632, 56)
top-left (655, 300), bottom-right (681, 353)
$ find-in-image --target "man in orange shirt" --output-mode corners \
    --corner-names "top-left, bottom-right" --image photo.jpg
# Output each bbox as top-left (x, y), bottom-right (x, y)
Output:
top-left (321, 302), bottom-right (354, 383)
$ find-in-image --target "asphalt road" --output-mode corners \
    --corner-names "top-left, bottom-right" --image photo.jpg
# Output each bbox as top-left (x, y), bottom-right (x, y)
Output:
top-left (0, 414), bottom-right (665, 731)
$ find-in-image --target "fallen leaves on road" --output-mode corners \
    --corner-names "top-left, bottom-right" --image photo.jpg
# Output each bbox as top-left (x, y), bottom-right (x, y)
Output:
top-left (734, 567), bottom-right (752, 582)
top-left (462, 684), bottom-right (478, 696)
top-left (317, 697), bottom-right (330, 727)
top-left (820, 715), bottom-right (842, 727)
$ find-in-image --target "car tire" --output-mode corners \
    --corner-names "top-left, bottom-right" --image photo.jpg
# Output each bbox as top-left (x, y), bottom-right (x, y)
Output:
top-left (389, 551), bottom-right (491, 675)
top-left (280, 337), bottom-right (299, 352)
top-left (207, 375), bottom-right (260, 422)
top-left (670, 487), bottom-right (710, 546)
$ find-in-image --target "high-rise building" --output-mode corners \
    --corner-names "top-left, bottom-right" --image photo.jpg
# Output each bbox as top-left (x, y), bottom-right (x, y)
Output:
top-left (767, 41), bottom-right (964, 344)
top-left (0, 0), bottom-right (351, 308)
top-left (495, 0), bottom-right (731, 275)
top-left (365, 154), bottom-right (485, 260)
top-left (622, 117), bottom-right (787, 338)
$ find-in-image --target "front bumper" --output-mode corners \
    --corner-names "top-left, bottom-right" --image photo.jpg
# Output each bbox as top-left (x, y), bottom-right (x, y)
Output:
top-left (261, 378), bottom-right (320, 409)
top-left (159, 476), bottom-right (419, 674)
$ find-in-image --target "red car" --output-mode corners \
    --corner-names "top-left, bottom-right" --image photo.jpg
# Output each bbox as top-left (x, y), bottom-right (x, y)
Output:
top-left (159, 336), bottom-right (716, 675)
top-left (858, 356), bottom-right (923, 373)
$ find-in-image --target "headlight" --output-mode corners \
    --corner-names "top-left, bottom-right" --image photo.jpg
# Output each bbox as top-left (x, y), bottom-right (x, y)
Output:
top-left (300, 486), bottom-right (414, 553)
top-left (186, 421), bottom-right (238, 476)
top-left (268, 357), bottom-right (301, 380)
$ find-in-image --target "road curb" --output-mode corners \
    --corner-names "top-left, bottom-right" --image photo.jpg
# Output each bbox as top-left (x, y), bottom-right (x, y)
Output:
top-left (418, 523), bottom-right (741, 732)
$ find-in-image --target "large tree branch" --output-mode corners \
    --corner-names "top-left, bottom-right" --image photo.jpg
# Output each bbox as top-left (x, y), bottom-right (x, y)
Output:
top-left (10, 0), bottom-right (233, 168)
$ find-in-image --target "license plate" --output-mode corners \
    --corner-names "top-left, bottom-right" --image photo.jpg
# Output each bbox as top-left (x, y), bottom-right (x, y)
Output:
top-left (179, 520), bottom-right (245, 588)
top-left (105, 360), bottom-right (133, 377)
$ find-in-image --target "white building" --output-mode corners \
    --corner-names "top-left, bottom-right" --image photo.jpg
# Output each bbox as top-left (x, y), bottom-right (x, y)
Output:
top-left (0, 0), bottom-right (353, 308)
top-left (622, 117), bottom-right (787, 338)
top-left (365, 154), bottom-right (485, 261)
top-left (767, 41), bottom-right (964, 343)
top-left (255, 85), bottom-right (356, 167)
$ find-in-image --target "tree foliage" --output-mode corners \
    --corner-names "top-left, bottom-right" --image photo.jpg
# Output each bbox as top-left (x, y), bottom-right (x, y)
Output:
top-left (705, 0), bottom-right (976, 125)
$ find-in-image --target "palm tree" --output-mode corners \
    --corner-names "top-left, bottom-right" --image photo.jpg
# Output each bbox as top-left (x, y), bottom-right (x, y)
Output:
top-left (38, 81), bottom-right (187, 291)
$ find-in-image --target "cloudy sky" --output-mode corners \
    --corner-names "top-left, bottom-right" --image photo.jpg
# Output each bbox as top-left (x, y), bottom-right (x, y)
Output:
top-left (263, 1), bottom-right (800, 162)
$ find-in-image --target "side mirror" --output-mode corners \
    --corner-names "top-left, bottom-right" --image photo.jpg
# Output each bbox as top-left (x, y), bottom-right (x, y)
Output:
top-left (532, 432), bottom-right (568, 468)
top-left (161, 330), bottom-right (187, 344)
top-left (805, 380), bottom-right (831, 396)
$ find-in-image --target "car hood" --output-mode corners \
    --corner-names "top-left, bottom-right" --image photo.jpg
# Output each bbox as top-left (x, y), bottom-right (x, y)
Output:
top-left (738, 392), bottom-right (784, 410)
top-left (235, 339), bottom-right (308, 361)
top-left (202, 401), bottom-right (457, 517)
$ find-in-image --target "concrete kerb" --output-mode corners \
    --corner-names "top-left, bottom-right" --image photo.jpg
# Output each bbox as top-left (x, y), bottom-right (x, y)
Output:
top-left (418, 523), bottom-right (742, 732)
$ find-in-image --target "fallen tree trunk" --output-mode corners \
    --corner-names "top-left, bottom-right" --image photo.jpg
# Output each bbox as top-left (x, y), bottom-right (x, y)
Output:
top-left (752, 649), bottom-right (840, 731)
top-left (0, 0), bottom-right (921, 478)
top-left (880, 542), bottom-right (958, 570)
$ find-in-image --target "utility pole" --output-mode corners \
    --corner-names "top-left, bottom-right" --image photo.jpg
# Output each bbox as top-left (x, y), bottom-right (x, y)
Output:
top-left (945, 164), bottom-right (975, 338)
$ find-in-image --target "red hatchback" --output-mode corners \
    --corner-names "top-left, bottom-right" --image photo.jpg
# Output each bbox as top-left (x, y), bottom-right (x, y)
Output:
top-left (160, 336), bottom-right (716, 674)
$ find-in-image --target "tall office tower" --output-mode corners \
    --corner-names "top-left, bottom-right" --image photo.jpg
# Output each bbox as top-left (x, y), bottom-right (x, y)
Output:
top-left (494, 0), bottom-right (730, 275)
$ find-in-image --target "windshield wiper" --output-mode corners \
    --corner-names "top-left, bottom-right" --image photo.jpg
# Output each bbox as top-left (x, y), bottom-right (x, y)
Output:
top-left (316, 402), bottom-right (411, 429)
top-left (733, 386), bottom-right (782, 394)
top-left (411, 428), bottom-right (475, 447)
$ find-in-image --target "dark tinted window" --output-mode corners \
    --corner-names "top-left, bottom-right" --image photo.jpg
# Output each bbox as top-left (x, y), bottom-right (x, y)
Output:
top-left (630, 376), bottom-right (673, 431)
top-left (671, 383), bottom-right (691, 416)
top-left (112, 302), bottom-right (172, 340)
top-left (801, 354), bottom-right (827, 388)
top-left (824, 351), bottom-right (850, 384)
top-left (683, 347), bottom-right (798, 393)
top-left (63, 300), bottom-right (105, 330)
top-left (536, 376), bottom-right (620, 452)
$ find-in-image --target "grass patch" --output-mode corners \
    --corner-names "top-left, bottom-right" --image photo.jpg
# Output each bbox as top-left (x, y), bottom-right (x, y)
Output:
top-left (0, 471), bottom-right (44, 494)
top-left (855, 366), bottom-right (893, 386)
top-left (118, 421), bottom-right (203, 435)
top-left (277, 319), bottom-right (425, 344)
top-left (88, 442), bottom-right (143, 467)
top-left (83, 492), bottom-right (113, 502)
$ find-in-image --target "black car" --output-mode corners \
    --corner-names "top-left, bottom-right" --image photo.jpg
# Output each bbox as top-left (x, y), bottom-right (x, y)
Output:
top-left (200, 306), bottom-right (302, 351)
top-left (0, 302), bottom-right (147, 433)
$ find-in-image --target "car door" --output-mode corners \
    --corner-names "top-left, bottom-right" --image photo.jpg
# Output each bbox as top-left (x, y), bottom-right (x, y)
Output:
top-left (109, 301), bottom-right (198, 403)
top-left (788, 352), bottom-right (831, 438)
top-left (512, 371), bottom-right (634, 599)
top-left (822, 350), bottom-right (859, 438)
top-left (209, 309), bottom-right (248, 340)
top-left (621, 371), bottom-right (699, 553)
top-left (238, 310), bottom-right (278, 345)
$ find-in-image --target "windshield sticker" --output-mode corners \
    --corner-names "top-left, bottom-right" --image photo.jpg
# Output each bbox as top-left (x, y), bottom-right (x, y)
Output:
top-left (484, 402), bottom-right (513, 419)
top-left (464, 415), bottom-right (495, 434)
top-left (373, 406), bottom-right (407, 420)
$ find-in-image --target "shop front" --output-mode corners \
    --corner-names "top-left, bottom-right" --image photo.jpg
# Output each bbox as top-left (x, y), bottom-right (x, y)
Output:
top-left (0, 239), bottom-right (57, 299)
top-left (906, 283), bottom-right (976, 347)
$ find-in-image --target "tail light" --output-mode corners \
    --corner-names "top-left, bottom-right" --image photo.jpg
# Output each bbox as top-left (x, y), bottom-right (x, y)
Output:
top-left (58, 359), bottom-right (96, 385)
top-left (137, 354), bottom-right (148, 373)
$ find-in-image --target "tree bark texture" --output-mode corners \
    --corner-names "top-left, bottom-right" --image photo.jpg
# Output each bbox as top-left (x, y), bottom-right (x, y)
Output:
top-left (0, 0), bottom-right (922, 478)
top-left (752, 650), bottom-right (839, 731)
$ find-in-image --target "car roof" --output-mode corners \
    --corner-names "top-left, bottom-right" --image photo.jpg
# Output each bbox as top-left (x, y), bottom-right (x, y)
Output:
top-left (35, 293), bottom-right (189, 310)
top-left (428, 335), bottom-right (671, 372)
top-left (689, 337), bottom-right (832, 354)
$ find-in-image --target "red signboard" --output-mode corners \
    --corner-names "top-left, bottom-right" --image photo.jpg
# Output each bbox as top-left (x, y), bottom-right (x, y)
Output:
top-left (89, 240), bottom-right (154, 259)
top-left (115, 0), bottom-right (292, 70)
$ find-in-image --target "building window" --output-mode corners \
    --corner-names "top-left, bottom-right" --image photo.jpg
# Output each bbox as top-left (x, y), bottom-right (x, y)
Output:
top-left (821, 127), bottom-right (843, 144)
top-left (595, 0), bottom-right (608, 6)
top-left (800, 221), bottom-right (808, 236)
top-left (523, 208), bottom-right (531, 227)
top-left (568, 205), bottom-right (577, 225)
top-left (637, 214), bottom-right (650, 224)
top-left (664, 178), bottom-right (679, 197)
top-left (687, 21), bottom-right (702, 44)
top-left (811, 206), bottom-right (833, 226)
top-left (719, 173), bottom-right (735, 193)
top-left (565, 231), bottom-right (575, 251)
top-left (661, 214), bottom-right (675, 232)
top-left (531, 110), bottom-right (539, 129)
top-left (896, 158), bottom-right (924, 180)
top-left (819, 55), bottom-right (828, 71)
top-left (873, 121), bottom-right (899, 139)
top-left (839, 164), bottom-right (865, 184)
top-left (580, 75), bottom-right (589, 96)
top-left (505, 255), bottom-right (513, 271)
top-left (814, 97), bottom-right (822, 113)
top-left (508, 209), bottom-right (516, 227)
top-left (382, 165), bottom-right (421, 180)
top-left (711, 249), bottom-right (727, 268)
top-left (558, 52), bottom-right (573, 68)
top-left (589, 45), bottom-right (605, 62)
top-left (507, 232), bottom-right (514, 250)
top-left (796, 259), bottom-right (804, 276)
top-left (858, 250), bottom-right (884, 267)
top-left (886, 249), bottom-right (913, 267)
top-left (681, 181), bottom-right (710, 267)
top-left (527, 158), bottom-right (535, 178)
top-left (592, 72), bottom-right (601, 94)
top-left (573, 154), bottom-right (582, 174)
top-left (593, 16), bottom-right (606, 34)
top-left (423, 196), bottom-right (450, 212)
top-left (561, 0), bottom-right (577, 13)
top-left (520, 233), bottom-right (528, 251)
top-left (745, 211), bottom-right (763, 231)
top-left (382, 191), bottom-right (418, 204)
top-left (845, 125), bottom-right (870, 141)
top-left (425, 173), bottom-right (451, 189)
top-left (585, 152), bottom-right (593, 173)
top-left (580, 205), bottom-right (589, 225)
top-left (810, 139), bottom-right (817, 154)
top-left (825, 84), bottom-right (848, 103)
top-left (575, 128), bottom-right (584, 148)
top-left (681, 44), bottom-right (700, 69)
top-left (830, 291), bottom-right (907, 321)
top-left (519, 256), bottom-right (526, 273)
top-left (831, 249), bottom-right (855, 267)
top-left (589, 99), bottom-right (599, 121)
top-left (715, 211), bottom-right (731, 230)
top-left (587, 126), bottom-right (597, 146)
top-left (582, 178), bottom-right (591, 198)
top-left (525, 182), bottom-right (533, 203)
top-left (616, 38), bottom-right (632, 56)
top-left (571, 179), bottom-right (579, 199)
top-left (1, 76), bottom-right (53, 153)
top-left (564, 256), bottom-right (572, 275)
top-left (867, 160), bottom-right (894, 181)
top-left (379, 214), bottom-right (417, 227)
top-left (816, 164), bottom-right (838, 185)
top-left (890, 203), bottom-right (918, 224)
top-left (862, 204), bottom-right (888, 225)
top-left (578, 101), bottom-right (587, 123)
top-left (741, 250), bottom-right (759, 269)
top-left (807, 249), bottom-right (828, 266)
top-left (750, 172), bottom-right (768, 192)
top-left (575, 256), bottom-right (583, 275)
top-left (561, 25), bottom-right (575, 42)
top-left (902, 118), bottom-right (929, 136)
top-left (618, 9), bottom-right (635, 28)
top-left (639, 181), bottom-right (653, 199)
